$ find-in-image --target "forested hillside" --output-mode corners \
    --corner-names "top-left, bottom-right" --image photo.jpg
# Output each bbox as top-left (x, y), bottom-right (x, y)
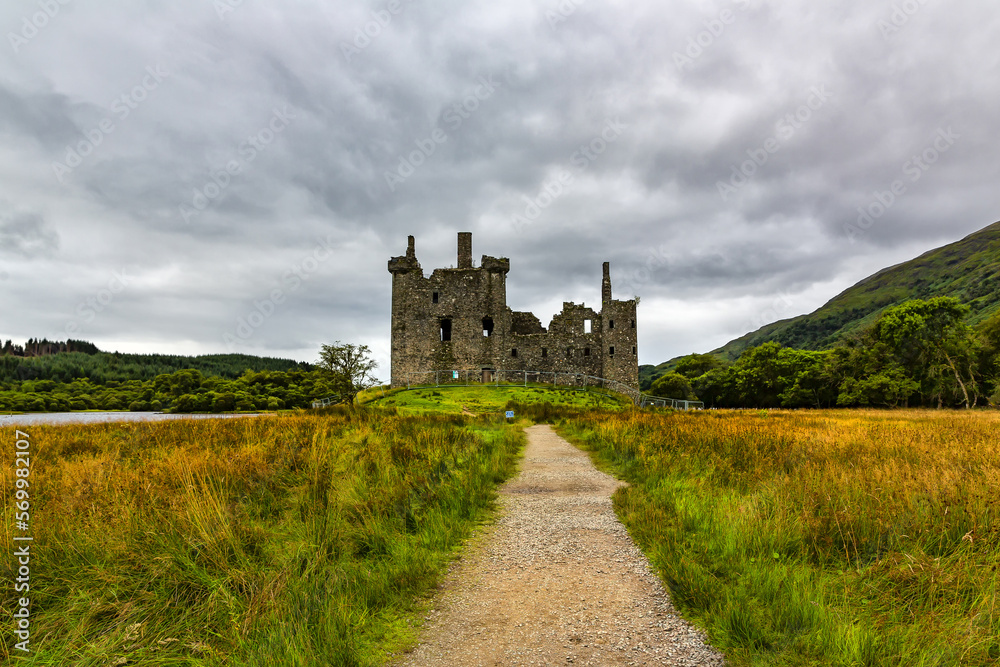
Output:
top-left (642, 220), bottom-right (1000, 391)
top-left (646, 298), bottom-right (1000, 409)
top-left (0, 339), bottom-right (321, 412)
top-left (0, 340), bottom-right (311, 384)
top-left (713, 220), bottom-right (1000, 361)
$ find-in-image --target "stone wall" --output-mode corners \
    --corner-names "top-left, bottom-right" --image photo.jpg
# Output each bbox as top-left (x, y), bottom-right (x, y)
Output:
top-left (388, 233), bottom-right (639, 388)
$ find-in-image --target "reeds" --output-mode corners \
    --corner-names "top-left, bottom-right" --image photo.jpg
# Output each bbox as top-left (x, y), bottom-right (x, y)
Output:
top-left (562, 409), bottom-right (1000, 666)
top-left (0, 410), bottom-right (523, 665)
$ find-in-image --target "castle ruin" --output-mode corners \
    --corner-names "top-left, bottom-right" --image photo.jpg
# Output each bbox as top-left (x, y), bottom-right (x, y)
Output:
top-left (388, 232), bottom-right (639, 388)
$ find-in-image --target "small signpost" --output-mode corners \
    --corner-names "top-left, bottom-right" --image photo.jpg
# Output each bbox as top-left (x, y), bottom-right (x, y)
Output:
top-left (505, 411), bottom-right (514, 419)
top-left (453, 371), bottom-right (459, 379)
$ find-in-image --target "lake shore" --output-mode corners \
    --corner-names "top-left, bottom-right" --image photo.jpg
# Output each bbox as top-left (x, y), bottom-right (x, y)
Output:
top-left (0, 411), bottom-right (272, 426)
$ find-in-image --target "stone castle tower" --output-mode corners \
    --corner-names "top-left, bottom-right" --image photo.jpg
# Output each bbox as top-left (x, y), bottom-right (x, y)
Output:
top-left (388, 232), bottom-right (639, 388)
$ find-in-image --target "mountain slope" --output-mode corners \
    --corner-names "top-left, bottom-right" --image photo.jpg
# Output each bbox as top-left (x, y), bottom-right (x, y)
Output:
top-left (708, 220), bottom-right (1000, 361)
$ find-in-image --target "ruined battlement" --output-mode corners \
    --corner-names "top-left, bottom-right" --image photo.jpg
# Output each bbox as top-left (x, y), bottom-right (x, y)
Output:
top-left (388, 233), bottom-right (638, 388)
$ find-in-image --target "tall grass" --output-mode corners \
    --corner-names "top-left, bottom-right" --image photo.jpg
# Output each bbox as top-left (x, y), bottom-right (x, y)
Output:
top-left (1, 409), bottom-right (523, 665)
top-left (561, 409), bottom-right (1000, 666)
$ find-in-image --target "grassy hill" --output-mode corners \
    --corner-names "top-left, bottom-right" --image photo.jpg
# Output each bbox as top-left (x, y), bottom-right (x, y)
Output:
top-left (639, 220), bottom-right (1000, 388)
top-left (363, 383), bottom-right (632, 414)
top-left (711, 220), bottom-right (1000, 361)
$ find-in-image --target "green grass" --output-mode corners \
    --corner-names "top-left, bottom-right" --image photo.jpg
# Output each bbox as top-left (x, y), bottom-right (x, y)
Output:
top-left (559, 408), bottom-right (1000, 666)
top-left (0, 408), bottom-right (524, 665)
top-left (364, 383), bottom-right (631, 415)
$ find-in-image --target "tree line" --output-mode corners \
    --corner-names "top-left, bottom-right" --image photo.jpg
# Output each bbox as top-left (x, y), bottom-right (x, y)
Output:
top-left (650, 297), bottom-right (1000, 409)
top-left (1, 340), bottom-right (316, 412)
top-left (1, 343), bottom-right (312, 384)
top-left (2, 338), bottom-right (101, 356)
top-left (0, 341), bottom-right (377, 413)
top-left (0, 367), bottom-right (337, 413)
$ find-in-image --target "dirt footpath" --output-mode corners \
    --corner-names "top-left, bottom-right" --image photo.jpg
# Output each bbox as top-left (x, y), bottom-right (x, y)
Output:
top-left (392, 424), bottom-right (725, 666)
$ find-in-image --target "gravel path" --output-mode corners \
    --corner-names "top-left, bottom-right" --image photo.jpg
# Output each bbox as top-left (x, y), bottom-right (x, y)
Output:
top-left (392, 424), bottom-right (726, 666)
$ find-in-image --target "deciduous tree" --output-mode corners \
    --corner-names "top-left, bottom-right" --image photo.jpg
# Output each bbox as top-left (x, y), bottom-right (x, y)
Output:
top-left (317, 342), bottom-right (379, 405)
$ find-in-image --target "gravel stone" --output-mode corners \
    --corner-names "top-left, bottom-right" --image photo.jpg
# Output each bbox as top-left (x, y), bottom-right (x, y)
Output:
top-left (392, 424), bottom-right (727, 666)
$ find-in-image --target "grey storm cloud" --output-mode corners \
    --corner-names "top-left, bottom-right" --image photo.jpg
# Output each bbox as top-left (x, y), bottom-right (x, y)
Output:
top-left (1, 0), bottom-right (998, 375)
top-left (0, 207), bottom-right (59, 257)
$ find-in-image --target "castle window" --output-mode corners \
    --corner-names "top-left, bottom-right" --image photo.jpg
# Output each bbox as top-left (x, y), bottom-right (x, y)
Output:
top-left (432, 291), bottom-right (439, 304)
top-left (511, 348), bottom-right (518, 358)
top-left (609, 319), bottom-right (615, 330)
top-left (439, 318), bottom-right (451, 342)
top-left (584, 347), bottom-right (591, 356)
top-left (609, 346), bottom-right (615, 357)
top-left (541, 348), bottom-right (548, 358)
top-left (631, 319), bottom-right (635, 329)
top-left (584, 319), bottom-right (592, 334)
top-left (632, 346), bottom-right (636, 355)
top-left (482, 317), bottom-right (494, 337)
top-left (567, 347), bottom-right (572, 357)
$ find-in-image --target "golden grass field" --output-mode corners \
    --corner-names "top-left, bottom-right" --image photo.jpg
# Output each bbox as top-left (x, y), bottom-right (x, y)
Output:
top-left (560, 408), bottom-right (1000, 666)
top-left (2, 397), bottom-right (998, 665)
top-left (1, 408), bottom-right (523, 665)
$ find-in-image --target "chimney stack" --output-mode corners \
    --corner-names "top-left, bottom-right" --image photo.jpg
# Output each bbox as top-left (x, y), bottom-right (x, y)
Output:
top-left (458, 232), bottom-right (472, 268)
top-left (406, 235), bottom-right (415, 259)
top-left (602, 261), bottom-right (612, 305)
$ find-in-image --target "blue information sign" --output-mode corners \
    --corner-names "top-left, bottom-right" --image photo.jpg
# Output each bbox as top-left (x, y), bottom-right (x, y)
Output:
top-left (505, 411), bottom-right (514, 418)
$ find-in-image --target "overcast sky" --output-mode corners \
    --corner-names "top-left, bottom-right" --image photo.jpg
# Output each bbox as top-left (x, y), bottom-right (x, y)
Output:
top-left (1, 0), bottom-right (998, 380)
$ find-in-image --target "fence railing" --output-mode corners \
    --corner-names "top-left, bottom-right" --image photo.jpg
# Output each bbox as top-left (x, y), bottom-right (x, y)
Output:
top-left (310, 394), bottom-right (342, 409)
top-left (637, 395), bottom-right (705, 410)
top-left (398, 369), bottom-right (703, 410)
